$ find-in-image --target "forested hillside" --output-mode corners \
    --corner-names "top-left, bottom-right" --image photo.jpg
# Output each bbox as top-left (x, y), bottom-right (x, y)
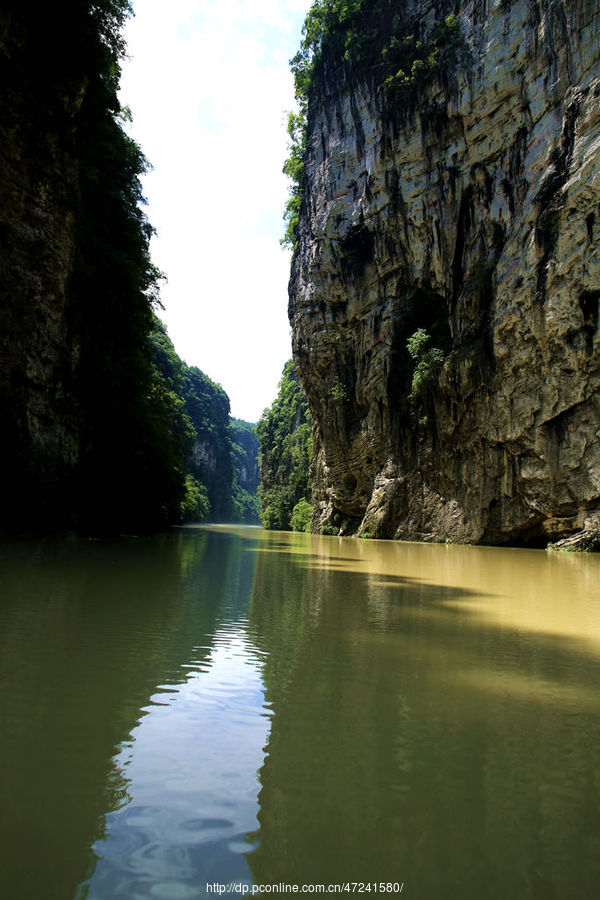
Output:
top-left (150, 321), bottom-right (260, 525)
top-left (256, 360), bottom-right (312, 532)
top-left (231, 419), bottom-right (261, 524)
top-left (0, 0), bottom-right (258, 533)
top-left (0, 0), bottom-right (179, 531)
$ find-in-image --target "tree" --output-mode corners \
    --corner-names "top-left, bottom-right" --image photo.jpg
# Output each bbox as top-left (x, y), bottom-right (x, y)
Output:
top-left (257, 360), bottom-right (312, 531)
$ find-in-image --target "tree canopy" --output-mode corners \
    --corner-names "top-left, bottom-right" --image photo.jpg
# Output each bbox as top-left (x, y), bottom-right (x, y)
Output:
top-left (256, 360), bottom-right (313, 531)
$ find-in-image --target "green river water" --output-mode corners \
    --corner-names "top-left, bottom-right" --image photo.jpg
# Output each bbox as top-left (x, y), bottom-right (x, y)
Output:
top-left (1, 525), bottom-right (599, 899)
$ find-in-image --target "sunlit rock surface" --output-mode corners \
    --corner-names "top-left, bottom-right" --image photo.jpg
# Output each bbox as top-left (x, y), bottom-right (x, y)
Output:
top-left (289, 0), bottom-right (600, 545)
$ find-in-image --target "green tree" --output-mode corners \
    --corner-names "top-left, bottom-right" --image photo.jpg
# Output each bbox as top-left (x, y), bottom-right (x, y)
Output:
top-left (180, 474), bottom-right (211, 522)
top-left (290, 498), bottom-right (313, 533)
top-left (68, 0), bottom-right (189, 532)
top-left (257, 360), bottom-right (313, 531)
top-left (230, 419), bottom-right (261, 524)
top-left (150, 320), bottom-right (261, 525)
top-left (407, 329), bottom-right (444, 401)
top-left (182, 367), bottom-right (234, 521)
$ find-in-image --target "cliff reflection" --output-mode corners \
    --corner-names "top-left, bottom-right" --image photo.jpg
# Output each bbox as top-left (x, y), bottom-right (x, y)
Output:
top-left (0, 529), bottom-right (246, 900)
top-left (2, 526), bottom-right (599, 900)
top-left (79, 528), bottom-right (266, 899)
top-left (244, 532), bottom-right (600, 898)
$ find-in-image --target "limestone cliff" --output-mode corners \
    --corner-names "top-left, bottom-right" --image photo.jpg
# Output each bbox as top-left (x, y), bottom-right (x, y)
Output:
top-left (289, 0), bottom-right (600, 545)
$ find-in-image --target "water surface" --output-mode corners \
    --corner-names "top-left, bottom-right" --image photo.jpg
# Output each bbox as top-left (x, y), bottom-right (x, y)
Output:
top-left (1, 527), bottom-right (599, 898)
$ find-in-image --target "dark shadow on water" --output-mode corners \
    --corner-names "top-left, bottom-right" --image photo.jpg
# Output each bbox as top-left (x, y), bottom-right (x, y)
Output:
top-left (0, 529), bottom-right (258, 900)
top-left (2, 528), bottom-right (599, 899)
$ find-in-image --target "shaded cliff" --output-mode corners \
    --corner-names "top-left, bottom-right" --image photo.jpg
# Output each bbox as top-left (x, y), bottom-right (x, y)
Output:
top-left (0, 1), bottom-right (190, 533)
top-left (288, 0), bottom-right (600, 545)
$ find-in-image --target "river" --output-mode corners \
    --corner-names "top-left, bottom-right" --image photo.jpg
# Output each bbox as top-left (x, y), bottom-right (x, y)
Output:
top-left (1, 525), bottom-right (599, 898)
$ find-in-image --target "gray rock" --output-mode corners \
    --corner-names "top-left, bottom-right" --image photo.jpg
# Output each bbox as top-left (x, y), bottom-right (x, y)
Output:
top-left (289, 0), bottom-right (600, 546)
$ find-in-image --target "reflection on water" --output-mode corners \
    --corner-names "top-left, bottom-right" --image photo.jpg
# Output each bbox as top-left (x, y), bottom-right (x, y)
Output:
top-left (244, 532), bottom-right (600, 897)
top-left (81, 627), bottom-right (268, 899)
top-left (0, 527), bottom-right (599, 899)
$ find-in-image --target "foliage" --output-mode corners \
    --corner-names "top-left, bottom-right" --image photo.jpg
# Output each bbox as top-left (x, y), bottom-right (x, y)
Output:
top-left (290, 498), bottom-right (314, 533)
top-left (230, 419), bottom-right (261, 524)
top-left (282, 111), bottom-right (307, 248)
top-left (407, 328), bottom-right (445, 401)
top-left (331, 376), bottom-right (350, 403)
top-left (382, 15), bottom-right (464, 102)
top-left (183, 366), bottom-right (233, 521)
top-left (282, 1), bottom-right (466, 247)
top-left (67, 0), bottom-right (191, 532)
top-left (232, 483), bottom-right (261, 523)
top-left (150, 319), bottom-right (260, 525)
top-left (257, 360), bottom-right (313, 531)
top-left (180, 475), bottom-right (210, 523)
top-left (320, 524), bottom-right (339, 536)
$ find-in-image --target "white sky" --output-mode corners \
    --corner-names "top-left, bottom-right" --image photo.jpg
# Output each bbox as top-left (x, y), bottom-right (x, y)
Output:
top-left (119, 0), bottom-right (310, 423)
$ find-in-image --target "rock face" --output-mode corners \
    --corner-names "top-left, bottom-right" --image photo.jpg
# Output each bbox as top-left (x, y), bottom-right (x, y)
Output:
top-left (1, 3), bottom-right (180, 534)
top-left (289, 0), bottom-right (600, 545)
top-left (0, 6), bottom-right (83, 525)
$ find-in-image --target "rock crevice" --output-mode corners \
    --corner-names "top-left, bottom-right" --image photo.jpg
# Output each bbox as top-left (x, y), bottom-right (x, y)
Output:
top-left (289, 0), bottom-right (600, 545)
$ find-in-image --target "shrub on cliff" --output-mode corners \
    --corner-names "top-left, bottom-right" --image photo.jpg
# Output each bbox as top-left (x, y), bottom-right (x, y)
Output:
top-left (407, 329), bottom-right (444, 401)
top-left (382, 14), bottom-right (464, 103)
top-left (181, 475), bottom-right (211, 523)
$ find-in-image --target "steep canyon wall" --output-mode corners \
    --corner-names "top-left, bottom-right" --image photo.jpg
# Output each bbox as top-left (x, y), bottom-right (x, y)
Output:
top-left (0, 5), bottom-right (83, 524)
top-left (289, 0), bottom-right (600, 544)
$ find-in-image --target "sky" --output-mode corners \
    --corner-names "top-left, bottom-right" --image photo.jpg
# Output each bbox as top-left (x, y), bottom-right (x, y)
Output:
top-left (119, 0), bottom-right (310, 423)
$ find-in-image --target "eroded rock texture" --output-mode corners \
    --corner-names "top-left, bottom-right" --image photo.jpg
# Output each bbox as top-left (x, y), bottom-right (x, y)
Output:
top-left (289, 0), bottom-right (600, 545)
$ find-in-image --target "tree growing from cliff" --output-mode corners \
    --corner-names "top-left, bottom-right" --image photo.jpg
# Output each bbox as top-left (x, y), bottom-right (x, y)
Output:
top-left (290, 497), bottom-right (313, 533)
top-left (407, 329), bottom-right (444, 401)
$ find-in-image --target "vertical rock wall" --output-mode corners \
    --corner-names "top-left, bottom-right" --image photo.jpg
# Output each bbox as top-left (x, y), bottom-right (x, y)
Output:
top-left (0, 6), bottom-right (83, 525)
top-left (289, 0), bottom-right (600, 544)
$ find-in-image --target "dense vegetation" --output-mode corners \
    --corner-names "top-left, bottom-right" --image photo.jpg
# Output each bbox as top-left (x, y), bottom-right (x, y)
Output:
top-left (283, 0), bottom-right (465, 247)
top-left (0, 0), bottom-right (183, 531)
top-left (256, 361), bottom-right (313, 531)
top-left (231, 419), bottom-right (261, 524)
top-left (150, 320), bottom-right (260, 525)
top-left (0, 1), bottom-right (260, 532)
top-left (70, 0), bottom-right (175, 532)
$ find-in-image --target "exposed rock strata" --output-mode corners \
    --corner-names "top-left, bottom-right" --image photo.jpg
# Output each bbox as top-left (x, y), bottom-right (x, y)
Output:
top-left (289, 0), bottom-right (600, 545)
